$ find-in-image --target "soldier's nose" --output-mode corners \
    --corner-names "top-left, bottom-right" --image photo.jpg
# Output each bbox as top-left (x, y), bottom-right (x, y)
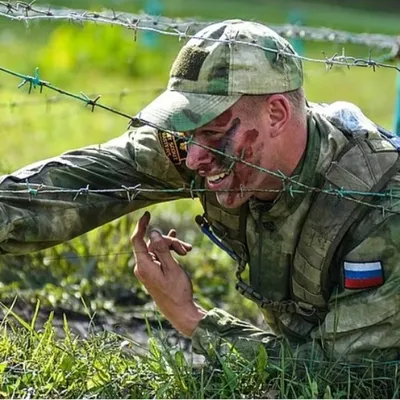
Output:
top-left (185, 144), bottom-right (213, 171)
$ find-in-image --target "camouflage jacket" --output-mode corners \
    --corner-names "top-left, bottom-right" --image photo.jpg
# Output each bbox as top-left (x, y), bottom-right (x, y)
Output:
top-left (0, 103), bottom-right (399, 362)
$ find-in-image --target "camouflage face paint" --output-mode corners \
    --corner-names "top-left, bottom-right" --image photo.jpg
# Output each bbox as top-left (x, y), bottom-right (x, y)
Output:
top-left (185, 98), bottom-right (275, 209)
top-left (216, 117), bottom-right (241, 169)
top-left (241, 129), bottom-right (260, 159)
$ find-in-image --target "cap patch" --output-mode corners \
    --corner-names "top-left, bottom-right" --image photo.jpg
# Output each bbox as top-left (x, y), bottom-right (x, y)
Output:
top-left (170, 47), bottom-right (209, 81)
top-left (343, 261), bottom-right (384, 290)
top-left (160, 132), bottom-right (187, 165)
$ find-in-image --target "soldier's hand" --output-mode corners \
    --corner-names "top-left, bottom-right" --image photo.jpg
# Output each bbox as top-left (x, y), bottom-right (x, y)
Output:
top-left (147, 227), bottom-right (193, 256)
top-left (131, 211), bottom-right (205, 337)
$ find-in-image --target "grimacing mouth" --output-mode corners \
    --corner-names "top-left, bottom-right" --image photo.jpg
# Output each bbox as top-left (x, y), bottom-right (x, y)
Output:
top-left (206, 171), bottom-right (231, 184)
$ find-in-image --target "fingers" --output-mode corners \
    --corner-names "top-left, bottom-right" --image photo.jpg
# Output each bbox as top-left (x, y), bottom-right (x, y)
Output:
top-left (169, 237), bottom-right (192, 255)
top-left (132, 212), bottom-right (193, 260)
top-left (131, 212), bottom-right (165, 283)
top-left (148, 230), bottom-right (193, 256)
top-left (169, 230), bottom-right (192, 254)
top-left (167, 229), bottom-right (177, 238)
top-left (131, 211), bottom-right (152, 262)
top-left (149, 230), bottom-right (178, 271)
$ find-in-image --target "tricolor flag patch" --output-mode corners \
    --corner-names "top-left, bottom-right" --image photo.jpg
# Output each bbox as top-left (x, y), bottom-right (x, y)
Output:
top-left (343, 261), bottom-right (384, 290)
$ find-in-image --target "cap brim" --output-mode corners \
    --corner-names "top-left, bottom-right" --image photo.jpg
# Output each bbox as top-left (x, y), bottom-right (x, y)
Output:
top-left (137, 90), bottom-right (241, 132)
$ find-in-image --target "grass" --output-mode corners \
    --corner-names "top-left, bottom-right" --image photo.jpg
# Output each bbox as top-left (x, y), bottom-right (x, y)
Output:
top-left (0, 301), bottom-right (399, 398)
top-left (0, 0), bottom-right (400, 397)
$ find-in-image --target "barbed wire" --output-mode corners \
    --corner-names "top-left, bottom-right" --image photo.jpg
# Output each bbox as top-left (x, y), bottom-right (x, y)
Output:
top-left (1, 63), bottom-right (400, 216)
top-left (0, 65), bottom-right (139, 118)
top-left (0, 2), bottom-right (400, 67)
top-left (0, 88), bottom-right (164, 110)
top-left (4, 179), bottom-right (400, 216)
top-left (0, 5), bottom-right (399, 217)
top-left (0, 2), bottom-right (399, 51)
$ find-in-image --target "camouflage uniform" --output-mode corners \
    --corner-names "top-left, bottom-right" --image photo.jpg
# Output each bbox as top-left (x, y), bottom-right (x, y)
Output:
top-left (191, 104), bottom-right (400, 362)
top-left (1, 20), bottom-right (399, 362)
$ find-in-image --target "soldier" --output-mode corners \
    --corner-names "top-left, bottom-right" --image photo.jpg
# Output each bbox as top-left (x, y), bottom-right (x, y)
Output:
top-left (1, 20), bottom-right (400, 362)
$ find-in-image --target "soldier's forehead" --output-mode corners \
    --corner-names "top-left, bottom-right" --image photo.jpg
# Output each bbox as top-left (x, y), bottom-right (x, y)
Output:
top-left (189, 112), bottom-right (236, 134)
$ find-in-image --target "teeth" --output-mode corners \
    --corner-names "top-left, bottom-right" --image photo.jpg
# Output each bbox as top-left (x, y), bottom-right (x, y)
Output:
top-left (207, 172), bottom-right (229, 183)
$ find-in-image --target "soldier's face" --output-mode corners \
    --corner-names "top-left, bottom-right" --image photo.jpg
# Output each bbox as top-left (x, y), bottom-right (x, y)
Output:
top-left (185, 96), bottom-right (284, 208)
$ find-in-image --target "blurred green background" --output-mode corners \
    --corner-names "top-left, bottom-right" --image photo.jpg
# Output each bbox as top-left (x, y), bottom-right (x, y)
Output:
top-left (0, 0), bottom-right (399, 332)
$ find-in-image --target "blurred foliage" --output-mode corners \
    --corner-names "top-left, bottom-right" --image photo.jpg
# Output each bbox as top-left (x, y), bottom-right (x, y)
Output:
top-left (40, 24), bottom-right (173, 78)
top-left (0, 0), bottom-right (399, 334)
top-left (0, 198), bottom-right (261, 326)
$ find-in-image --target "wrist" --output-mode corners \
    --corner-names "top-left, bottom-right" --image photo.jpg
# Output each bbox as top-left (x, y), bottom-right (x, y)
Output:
top-left (173, 303), bottom-right (206, 337)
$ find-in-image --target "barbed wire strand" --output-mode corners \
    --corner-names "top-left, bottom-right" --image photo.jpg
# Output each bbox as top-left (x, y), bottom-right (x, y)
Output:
top-left (1, 63), bottom-right (400, 218)
top-left (2, 183), bottom-right (400, 203)
top-left (1, 1), bottom-right (399, 54)
top-left (4, 235), bottom-right (223, 261)
top-left (0, 65), bottom-right (140, 118)
top-left (0, 64), bottom-right (397, 210)
top-left (5, 171), bottom-right (400, 217)
top-left (0, 88), bottom-right (164, 110)
top-left (1, 2), bottom-right (400, 68)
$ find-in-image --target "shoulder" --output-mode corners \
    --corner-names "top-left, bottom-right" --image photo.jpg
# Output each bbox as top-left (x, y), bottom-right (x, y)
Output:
top-left (126, 125), bottom-right (187, 166)
top-left (338, 175), bottom-right (400, 284)
top-left (123, 124), bottom-right (193, 185)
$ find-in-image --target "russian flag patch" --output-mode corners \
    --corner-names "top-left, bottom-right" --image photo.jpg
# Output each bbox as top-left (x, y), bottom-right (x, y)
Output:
top-left (343, 261), bottom-right (384, 290)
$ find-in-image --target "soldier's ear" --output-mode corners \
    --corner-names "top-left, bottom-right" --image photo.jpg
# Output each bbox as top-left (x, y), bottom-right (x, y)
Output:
top-left (265, 94), bottom-right (290, 138)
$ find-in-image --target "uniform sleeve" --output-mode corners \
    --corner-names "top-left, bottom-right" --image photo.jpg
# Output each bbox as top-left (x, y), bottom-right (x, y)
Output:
top-left (312, 211), bottom-right (400, 362)
top-left (191, 308), bottom-right (283, 360)
top-left (191, 308), bottom-right (328, 364)
top-left (0, 126), bottom-right (193, 254)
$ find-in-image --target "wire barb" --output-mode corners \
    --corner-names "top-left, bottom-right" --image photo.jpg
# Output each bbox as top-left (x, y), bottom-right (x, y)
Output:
top-left (17, 67), bottom-right (47, 94)
top-left (189, 180), bottom-right (196, 200)
top-left (81, 92), bottom-right (102, 112)
top-left (121, 184), bottom-right (141, 202)
top-left (25, 179), bottom-right (42, 200)
top-left (0, 3), bottom-right (399, 53)
top-left (72, 184), bottom-right (90, 201)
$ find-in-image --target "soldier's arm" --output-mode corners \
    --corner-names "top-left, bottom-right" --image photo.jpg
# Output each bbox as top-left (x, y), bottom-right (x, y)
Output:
top-left (312, 205), bottom-right (400, 362)
top-left (191, 308), bottom-right (283, 360)
top-left (191, 307), bottom-right (330, 365)
top-left (0, 126), bottom-right (193, 254)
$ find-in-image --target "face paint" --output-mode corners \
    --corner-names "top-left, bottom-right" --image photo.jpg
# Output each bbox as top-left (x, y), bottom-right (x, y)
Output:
top-left (186, 98), bottom-right (277, 209)
top-left (220, 125), bottom-right (263, 206)
top-left (215, 117), bottom-right (241, 169)
top-left (244, 129), bottom-right (259, 142)
top-left (241, 128), bottom-right (260, 159)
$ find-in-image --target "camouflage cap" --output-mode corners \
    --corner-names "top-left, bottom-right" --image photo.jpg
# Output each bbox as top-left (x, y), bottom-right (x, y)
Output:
top-left (138, 19), bottom-right (303, 132)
